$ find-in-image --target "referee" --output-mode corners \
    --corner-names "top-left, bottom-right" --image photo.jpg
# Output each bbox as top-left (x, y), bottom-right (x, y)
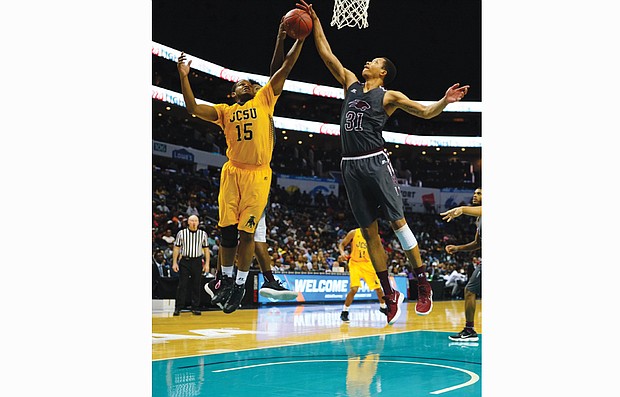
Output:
top-left (172, 215), bottom-right (210, 316)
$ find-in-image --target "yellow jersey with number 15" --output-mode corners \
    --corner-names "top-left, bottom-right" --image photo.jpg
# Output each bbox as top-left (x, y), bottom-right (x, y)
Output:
top-left (212, 81), bottom-right (279, 167)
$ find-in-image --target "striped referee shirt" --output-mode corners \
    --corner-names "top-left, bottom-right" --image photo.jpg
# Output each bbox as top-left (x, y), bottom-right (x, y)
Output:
top-left (174, 228), bottom-right (208, 258)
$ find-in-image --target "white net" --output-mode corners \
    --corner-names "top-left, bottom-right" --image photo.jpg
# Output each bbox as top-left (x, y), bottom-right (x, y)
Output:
top-left (330, 0), bottom-right (370, 29)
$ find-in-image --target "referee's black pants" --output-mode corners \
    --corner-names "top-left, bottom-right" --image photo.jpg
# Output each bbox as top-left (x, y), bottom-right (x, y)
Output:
top-left (175, 257), bottom-right (203, 311)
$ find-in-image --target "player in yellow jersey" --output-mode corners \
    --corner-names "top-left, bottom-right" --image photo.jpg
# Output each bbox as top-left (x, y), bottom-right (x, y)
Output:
top-left (338, 228), bottom-right (388, 322)
top-left (177, 22), bottom-right (306, 314)
top-left (204, 25), bottom-right (298, 306)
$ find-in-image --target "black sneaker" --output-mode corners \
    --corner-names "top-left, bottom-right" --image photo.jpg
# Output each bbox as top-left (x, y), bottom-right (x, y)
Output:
top-left (448, 328), bottom-right (479, 342)
top-left (259, 279), bottom-right (298, 300)
top-left (211, 275), bottom-right (234, 306)
top-left (223, 283), bottom-right (246, 314)
top-left (173, 309), bottom-right (181, 316)
top-left (340, 311), bottom-right (350, 322)
top-left (379, 306), bottom-right (388, 316)
top-left (204, 278), bottom-right (224, 309)
top-left (192, 310), bottom-right (201, 315)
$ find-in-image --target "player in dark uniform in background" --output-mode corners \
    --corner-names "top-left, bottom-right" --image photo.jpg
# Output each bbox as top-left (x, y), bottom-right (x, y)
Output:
top-left (298, 1), bottom-right (469, 324)
top-left (441, 188), bottom-right (482, 341)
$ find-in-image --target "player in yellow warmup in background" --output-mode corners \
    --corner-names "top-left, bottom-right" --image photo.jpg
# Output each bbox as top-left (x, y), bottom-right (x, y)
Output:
top-left (338, 228), bottom-right (388, 322)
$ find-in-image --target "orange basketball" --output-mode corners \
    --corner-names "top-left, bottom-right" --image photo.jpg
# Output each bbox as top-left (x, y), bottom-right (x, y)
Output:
top-left (282, 9), bottom-right (313, 39)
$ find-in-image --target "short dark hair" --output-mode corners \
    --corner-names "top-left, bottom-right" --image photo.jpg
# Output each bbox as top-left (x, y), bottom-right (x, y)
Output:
top-left (231, 80), bottom-right (241, 93)
top-left (382, 57), bottom-right (397, 85)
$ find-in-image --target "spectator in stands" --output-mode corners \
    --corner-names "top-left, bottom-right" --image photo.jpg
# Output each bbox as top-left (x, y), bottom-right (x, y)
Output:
top-left (161, 229), bottom-right (175, 245)
top-left (295, 253), bottom-right (309, 271)
top-left (443, 264), bottom-right (467, 299)
top-left (186, 200), bottom-right (200, 217)
top-left (152, 251), bottom-right (163, 299)
top-left (163, 242), bottom-right (174, 263)
top-left (157, 199), bottom-right (171, 214)
top-left (331, 260), bottom-right (345, 273)
top-left (153, 250), bottom-right (174, 278)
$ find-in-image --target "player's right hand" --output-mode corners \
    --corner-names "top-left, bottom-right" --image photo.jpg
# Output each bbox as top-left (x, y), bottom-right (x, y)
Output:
top-left (297, 0), bottom-right (317, 20)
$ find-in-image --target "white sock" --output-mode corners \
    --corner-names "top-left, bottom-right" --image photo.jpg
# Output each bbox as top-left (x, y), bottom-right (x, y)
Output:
top-left (222, 265), bottom-right (234, 277)
top-left (380, 302), bottom-right (387, 308)
top-left (236, 270), bottom-right (249, 285)
top-left (343, 305), bottom-right (349, 311)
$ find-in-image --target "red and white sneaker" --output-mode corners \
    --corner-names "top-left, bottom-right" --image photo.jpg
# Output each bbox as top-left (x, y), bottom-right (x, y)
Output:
top-left (415, 283), bottom-right (433, 315)
top-left (384, 290), bottom-right (405, 325)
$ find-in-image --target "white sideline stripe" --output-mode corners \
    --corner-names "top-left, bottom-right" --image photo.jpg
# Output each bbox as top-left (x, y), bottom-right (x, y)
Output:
top-left (211, 359), bottom-right (479, 394)
top-left (152, 328), bottom-right (420, 361)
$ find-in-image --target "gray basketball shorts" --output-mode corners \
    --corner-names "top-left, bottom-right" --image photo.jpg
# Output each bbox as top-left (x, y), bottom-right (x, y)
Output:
top-left (340, 150), bottom-right (404, 228)
top-left (465, 265), bottom-right (481, 295)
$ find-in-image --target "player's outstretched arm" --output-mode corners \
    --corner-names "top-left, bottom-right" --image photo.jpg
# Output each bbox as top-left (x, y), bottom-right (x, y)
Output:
top-left (270, 22), bottom-right (287, 77)
top-left (385, 83), bottom-right (470, 119)
top-left (270, 35), bottom-right (306, 96)
top-left (297, 1), bottom-right (356, 88)
top-left (177, 52), bottom-right (218, 122)
top-left (440, 205), bottom-right (482, 222)
top-left (445, 230), bottom-right (481, 254)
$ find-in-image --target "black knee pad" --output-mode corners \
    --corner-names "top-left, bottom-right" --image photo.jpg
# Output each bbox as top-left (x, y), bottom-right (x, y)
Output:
top-left (220, 225), bottom-right (239, 248)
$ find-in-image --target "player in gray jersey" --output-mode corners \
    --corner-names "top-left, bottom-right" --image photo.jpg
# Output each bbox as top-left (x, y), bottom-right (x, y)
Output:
top-left (298, 1), bottom-right (469, 324)
top-left (441, 188), bottom-right (482, 341)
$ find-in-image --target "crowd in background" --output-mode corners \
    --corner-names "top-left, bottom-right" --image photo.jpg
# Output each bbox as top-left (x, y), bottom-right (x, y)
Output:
top-left (153, 111), bottom-right (480, 189)
top-left (152, 156), bottom-right (480, 292)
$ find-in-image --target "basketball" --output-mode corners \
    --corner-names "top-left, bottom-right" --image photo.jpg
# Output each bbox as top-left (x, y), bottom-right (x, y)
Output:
top-left (282, 9), bottom-right (313, 40)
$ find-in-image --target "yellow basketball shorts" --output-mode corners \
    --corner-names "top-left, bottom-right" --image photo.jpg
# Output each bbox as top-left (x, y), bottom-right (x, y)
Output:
top-left (218, 161), bottom-right (272, 233)
top-left (349, 260), bottom-right (380, 290)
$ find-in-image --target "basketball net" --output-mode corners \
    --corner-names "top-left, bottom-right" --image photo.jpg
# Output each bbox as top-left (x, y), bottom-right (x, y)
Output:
top-left (330, 0), bottom-right (370, 29)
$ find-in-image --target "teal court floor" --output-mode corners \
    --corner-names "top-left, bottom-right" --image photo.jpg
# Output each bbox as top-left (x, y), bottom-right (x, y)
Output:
top-left (152, 329), bottom-right (481, 396)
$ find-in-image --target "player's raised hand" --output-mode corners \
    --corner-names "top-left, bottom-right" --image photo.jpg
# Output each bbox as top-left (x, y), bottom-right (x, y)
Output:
top-left (444, 83), bottom-right (470, 103)
top-left (177, 52), bottom-right (192, 77)
top-left (277, 19), bottom-right (287, 39)
top-left (297, 0), bottom-right (316, 20)
top-left (440, 207), bottom-right (463, 222)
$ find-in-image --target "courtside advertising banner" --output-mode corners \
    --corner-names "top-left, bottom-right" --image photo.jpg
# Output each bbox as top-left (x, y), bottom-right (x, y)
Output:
top-left (257, 273), bottom-right (408, 303)
top-left (276, 174), bottom-right (339, 199)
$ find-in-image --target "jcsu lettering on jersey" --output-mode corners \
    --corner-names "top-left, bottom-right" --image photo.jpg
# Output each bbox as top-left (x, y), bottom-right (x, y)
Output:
top-left (229, 108), bottom-right (258, 122)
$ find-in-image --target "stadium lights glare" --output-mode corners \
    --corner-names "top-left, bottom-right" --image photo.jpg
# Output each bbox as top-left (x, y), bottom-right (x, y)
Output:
top-left (152, 85), bottom-right (481, 148)
top-left (152, 41), bottom-right (481, 113)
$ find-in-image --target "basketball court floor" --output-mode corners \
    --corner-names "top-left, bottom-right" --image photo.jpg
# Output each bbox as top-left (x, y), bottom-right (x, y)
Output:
top-left (152, 300), bottom-right (482, 396)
